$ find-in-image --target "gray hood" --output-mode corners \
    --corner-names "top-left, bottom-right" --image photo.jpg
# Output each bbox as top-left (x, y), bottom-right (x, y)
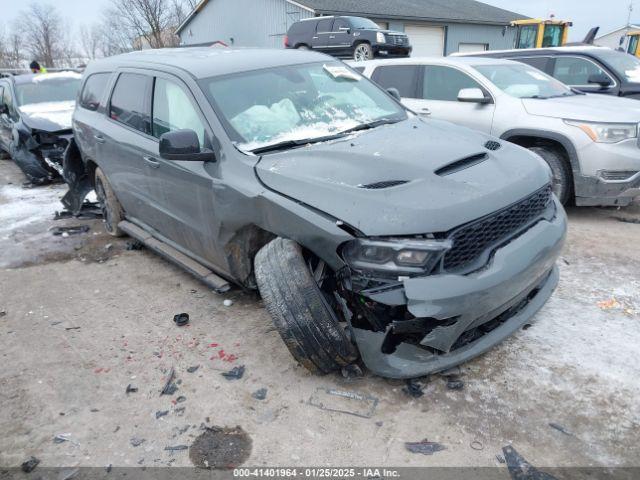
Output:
top-left (18, 101), bottom-right (75, 132)
top-left (256, 118), bottom-right (551, 237)
top-left (522, 93), bottom-right (640, 122)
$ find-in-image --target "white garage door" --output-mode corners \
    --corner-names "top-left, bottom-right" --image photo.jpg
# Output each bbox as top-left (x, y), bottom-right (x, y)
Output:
top-left (404, 25), bottom-right (445, 57)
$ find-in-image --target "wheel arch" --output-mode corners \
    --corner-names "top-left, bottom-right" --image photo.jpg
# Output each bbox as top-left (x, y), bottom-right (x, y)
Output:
top-left (500, 129), bottom-right (580, 175)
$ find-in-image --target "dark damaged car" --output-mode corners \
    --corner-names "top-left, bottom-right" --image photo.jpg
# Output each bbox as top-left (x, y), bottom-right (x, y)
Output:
top-left (0, 72), bottom-right (82, 184)
top-left (66, 48), bottom-right (567, 379)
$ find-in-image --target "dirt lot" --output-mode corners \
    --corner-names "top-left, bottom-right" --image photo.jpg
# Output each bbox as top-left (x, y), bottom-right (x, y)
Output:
top-left (1, 157), bottom-right (639, 474)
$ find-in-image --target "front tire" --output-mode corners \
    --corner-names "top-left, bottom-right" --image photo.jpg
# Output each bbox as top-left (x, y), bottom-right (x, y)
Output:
top-left (528, 146), bottom-right (573, 205)
top-left (353, 43), bottom-right (373, 61)
top-left (254, 238), bottom-right (358, 374)
top-left (95, 167), bottom-right (125, 237)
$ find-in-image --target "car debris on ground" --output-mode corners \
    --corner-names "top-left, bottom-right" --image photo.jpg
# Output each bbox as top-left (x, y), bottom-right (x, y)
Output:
top-left (308, 388), bottom-right (378, 418)
top-left (221, 365), bottom-right (245, 380)
top-left (51, 225), bottom-right (90, 236)
top-left (404, 439), bottom-right (446, 455)
top-left (503, 445), bottom-right (557, 480)
top-left (173, 313), bottom-right (190, 327)
top-left (251, 388), bottom-right (267, 400)
top-left (160, 367), bottom-right (178, 395)
top-left (21, 456), bottom-right (40, 473)
top-left (403, 378), bottom-right (425, 398)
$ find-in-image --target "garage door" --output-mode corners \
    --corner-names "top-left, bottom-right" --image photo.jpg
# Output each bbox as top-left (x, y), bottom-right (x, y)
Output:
top-left (404, 25), bottom-right (445, 57)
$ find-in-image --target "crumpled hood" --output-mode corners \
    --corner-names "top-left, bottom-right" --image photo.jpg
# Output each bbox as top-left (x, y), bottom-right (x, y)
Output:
top-left (18, 101), bottom-right (75, 132)
top-left (522, 93), bottom-right (640, 122)
top-left (256, 118), bottom-right (551, 236)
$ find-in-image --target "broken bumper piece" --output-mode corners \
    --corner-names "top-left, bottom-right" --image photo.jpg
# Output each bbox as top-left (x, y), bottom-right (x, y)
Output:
top-left (353, 205), bottom-right (566, 379)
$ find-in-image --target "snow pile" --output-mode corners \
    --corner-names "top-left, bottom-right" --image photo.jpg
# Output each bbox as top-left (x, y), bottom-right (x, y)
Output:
top-left (18, 101), bottom-right (75, 129)
top-left (30, 71), bottom-right (82, 83)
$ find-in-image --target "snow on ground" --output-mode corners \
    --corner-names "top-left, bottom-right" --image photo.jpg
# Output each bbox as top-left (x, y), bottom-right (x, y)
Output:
top-left (0, 183), bottom-right (66, 240)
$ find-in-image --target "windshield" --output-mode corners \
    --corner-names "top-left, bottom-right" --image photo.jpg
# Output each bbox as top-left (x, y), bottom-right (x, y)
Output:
top-left (348, 17), bottom-right (380, 30)
top-left (474, 63), bottom-right (574, 99)
top-left (597, 50), bottom-right (640, 83)
top-left (15, 73), bottom-right (82, 106)
top-left (200, 62), bottom-right (406, 152)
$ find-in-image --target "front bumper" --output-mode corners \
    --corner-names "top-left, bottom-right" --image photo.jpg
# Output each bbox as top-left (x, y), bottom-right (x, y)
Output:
top-left (352, 200), bottom-right (567, 379)
top-left (574, 139), bottom-right (640, 206)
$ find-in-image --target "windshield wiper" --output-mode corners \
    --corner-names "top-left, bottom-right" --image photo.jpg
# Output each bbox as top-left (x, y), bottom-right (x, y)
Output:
top-left (338, 118), bottom-right (399, 135)
top-left (248, 133), bottom-right (345, 154)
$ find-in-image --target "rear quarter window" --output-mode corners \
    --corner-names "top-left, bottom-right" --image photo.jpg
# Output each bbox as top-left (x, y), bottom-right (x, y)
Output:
top-left (288, 20), bottom-right (316, 36)
top-left (80, 73), bottom-right (112, 111)
top-left (371, 65), bottom-right (421, 98)
top-left (510, 56), bottom-right (551, 73)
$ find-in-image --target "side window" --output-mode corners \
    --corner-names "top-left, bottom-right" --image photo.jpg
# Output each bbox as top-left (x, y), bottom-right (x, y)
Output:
top-left (512, 56), bottom-right (551, 73)
top-left (152, 78), bottom-right (206, 147)
top-left (552, 57), bottom-right (611, 86)
top-left (80, 73), bottom-right (111, 111)
top-left (333, 18), bottom-right (350, 32)
top-left (422, 66), bottom-right (483, 101)
top-left (316, 18), bottom-right (333, 33)
top-left (371, 65), bottom-right (420, 98)
top-left (109, 73), bottom-right (152, 134)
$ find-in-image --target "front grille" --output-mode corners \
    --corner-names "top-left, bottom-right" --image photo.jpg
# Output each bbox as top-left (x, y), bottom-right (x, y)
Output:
top-left (390, 36), bottom-right (408, 45)
top-left (443, 185), bottom-right (553, 272)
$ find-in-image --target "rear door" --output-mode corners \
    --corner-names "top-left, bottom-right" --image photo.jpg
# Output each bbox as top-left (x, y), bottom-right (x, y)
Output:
top-left (100, 71), bottom-right (158, 223)
top-left (312, 17), bottom-right (334, 51)
top-left (405, 65), bottom-right (495, 133)
top-left (74, 72), bottom-right (113, 166)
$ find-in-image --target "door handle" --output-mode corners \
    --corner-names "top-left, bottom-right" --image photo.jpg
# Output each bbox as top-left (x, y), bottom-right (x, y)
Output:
top-left (143, 156), bottom-right (160, 168)
top-left (94, 134), bottom-right (105, 144)
top-left (329, 35), bottom-right (335, 39)
top-left (419, 107), bottom-right (431, 116)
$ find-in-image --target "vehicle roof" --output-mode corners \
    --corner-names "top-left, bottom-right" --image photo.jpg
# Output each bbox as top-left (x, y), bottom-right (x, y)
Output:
top-left (8, 71), bottom-right (83, 85)
top-left (453, 45), bottom-right (615, 57)
top-left (85, 47), bottom-right (332, 79)
top-left (353, 56), bottom-right (521, 68)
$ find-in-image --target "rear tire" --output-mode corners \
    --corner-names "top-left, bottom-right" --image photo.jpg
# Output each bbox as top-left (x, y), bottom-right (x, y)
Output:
top-left (95, 167), bottom-right (125, 237)
top-left (353, 43), bottom-right (373, 61)
top-left (254, 238), bottom-right (358, 374)
top-left (528, 146), bottom-right (572, 205)
top-left (296, 44), bottom-right (310, 50)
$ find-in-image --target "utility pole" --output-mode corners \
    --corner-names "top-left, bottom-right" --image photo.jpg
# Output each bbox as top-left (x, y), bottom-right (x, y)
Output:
top-left (628, 2), bottom-right (634, 27)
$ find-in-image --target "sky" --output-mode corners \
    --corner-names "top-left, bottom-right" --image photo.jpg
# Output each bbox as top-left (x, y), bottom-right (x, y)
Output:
top-left (2, 0), bottom-right (637, 42)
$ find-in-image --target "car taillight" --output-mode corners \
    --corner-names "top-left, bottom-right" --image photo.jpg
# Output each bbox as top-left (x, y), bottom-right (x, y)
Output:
top-left (284, 35), bottom-right (289, 47)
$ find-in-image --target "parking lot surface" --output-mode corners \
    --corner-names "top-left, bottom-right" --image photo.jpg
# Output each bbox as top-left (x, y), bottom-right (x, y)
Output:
top-left (1, 158), bottom-right (639, 470)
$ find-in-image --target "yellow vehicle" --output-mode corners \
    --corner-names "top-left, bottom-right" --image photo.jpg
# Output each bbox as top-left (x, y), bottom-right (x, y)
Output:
top-left (626, 31), bottom-right (640, 57)
top-left (512, 19), bottom-right (572, 49)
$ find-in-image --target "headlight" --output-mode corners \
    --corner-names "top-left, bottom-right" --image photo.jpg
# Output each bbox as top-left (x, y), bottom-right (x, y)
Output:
top-left (564, 120), bottom-right (638, 143)
top-left (376, 32), bottom-right (386, 43)
top-left (342, 238), bottom-right (452, 276)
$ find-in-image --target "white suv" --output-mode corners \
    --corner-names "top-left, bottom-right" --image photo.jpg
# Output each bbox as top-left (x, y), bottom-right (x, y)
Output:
top-left (354, 57), bottom-right (640, 206)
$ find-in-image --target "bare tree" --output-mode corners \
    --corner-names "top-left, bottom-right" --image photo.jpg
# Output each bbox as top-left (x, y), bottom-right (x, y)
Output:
top-left (0, 27), bottom-right (26, 69)
top-left (104, 0), bottom-right (196, 51)
top-left (80, 24), bottom-right (104, 60)
top-left (21, 2), bottom-right (65, 67)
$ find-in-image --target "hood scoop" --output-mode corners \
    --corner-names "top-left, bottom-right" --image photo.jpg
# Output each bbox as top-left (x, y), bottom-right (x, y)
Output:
top-left (358, 180), bottom-right (410, 189)
top-left (435, 153), bottom-right (488, 177)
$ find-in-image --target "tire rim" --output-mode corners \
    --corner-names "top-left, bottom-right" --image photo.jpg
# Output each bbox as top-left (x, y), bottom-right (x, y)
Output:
top-left (354, 45), bottom-right (371, 61)
top-left (95, 179), bottom-right (113, 231)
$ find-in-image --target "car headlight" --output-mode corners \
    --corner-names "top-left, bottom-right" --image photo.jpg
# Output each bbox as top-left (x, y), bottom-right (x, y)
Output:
top-left (342, 238), bottom-right (452, 276)
top-left (564, 120), bottom-right (638, 143)
top-left (376, 32), bottom-right (386, 43)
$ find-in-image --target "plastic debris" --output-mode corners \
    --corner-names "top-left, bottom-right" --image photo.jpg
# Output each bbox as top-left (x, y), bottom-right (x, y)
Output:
top-left (160, 367), bottom-right (178, 395)
top-left (156, 410), bottom-right (169, 419)
top-left (187, 365), bottom-right (200, 373)
top-left (176, 396), bottom-right (187, 403)
top-left (51, 225), bottom-right (90, 236)
top-left (496, 454), bottom-right (506, 464)
top-left (126, 384), bottom-right (138, 395)
top-left (21, 456), bottom-right (40, 473)
top-left (405, 439), bottom-right (446, 455)
top-left (470, 440), bottom-right (484, 451)
top-left (221, 365), bottom-right (245, 380)
top-left (173, 313), bottom-right (189, 327)
top-left (165, 445), bottom-right (189, 451)
top-left (223, 299), bottom-right (233, 307)
top-left (403, 378), bottom-right (424, 398)
top-left (446, 375), bottom-right (464, 390)
top-left (53, 433), bottom-right (79, 446)
top-left (130, 436), bottom-right (146, 447)
top-left (126, 240), bottom-right (144, 251)
top-left (503, 445), bottom-right (557, 480)
top-left (597, 298), bottom-right (621, 310)
top-left (308, 387), bottom-right (378, 419)
top-left (341, 364), bottom-right (364, 379)
top-left (252, 388), bottom-right (267, 400)
top-left (549, 423), bottom-right (572, 436)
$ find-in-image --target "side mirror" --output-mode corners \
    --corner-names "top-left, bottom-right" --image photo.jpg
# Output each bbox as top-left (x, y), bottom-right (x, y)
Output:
top-left (159, 129), bottom-right (215, 162)
top-left (387, 87), bottom-right (401, 101)
top-left (458, 88), bottom-right (492, 104)
top-left (588, 73), bottom-right (613, 87)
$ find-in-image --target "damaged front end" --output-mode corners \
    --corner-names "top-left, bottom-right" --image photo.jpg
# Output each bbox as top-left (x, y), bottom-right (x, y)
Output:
top-left (336, 188), bottom-right (567, 379)
top-left (11, 124), bottom-right (71, 184)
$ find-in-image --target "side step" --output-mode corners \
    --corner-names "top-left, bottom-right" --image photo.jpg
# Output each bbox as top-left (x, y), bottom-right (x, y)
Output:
top-left (119, 220), bottom-right (231, 294)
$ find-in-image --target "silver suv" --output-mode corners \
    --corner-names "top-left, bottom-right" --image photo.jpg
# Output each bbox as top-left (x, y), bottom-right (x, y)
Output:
top-left (356, 57), bottom-right (640, 206)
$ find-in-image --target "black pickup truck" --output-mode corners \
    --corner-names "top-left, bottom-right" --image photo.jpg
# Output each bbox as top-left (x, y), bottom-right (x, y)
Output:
top-left (285, 16), bottom-right (411, 61)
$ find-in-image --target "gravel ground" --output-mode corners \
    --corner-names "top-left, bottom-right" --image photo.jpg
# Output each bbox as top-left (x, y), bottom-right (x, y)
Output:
top-left (0, 158), bottom-right (639, 473)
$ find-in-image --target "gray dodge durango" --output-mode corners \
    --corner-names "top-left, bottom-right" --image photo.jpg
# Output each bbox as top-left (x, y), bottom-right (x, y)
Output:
top-left (65, 48), bottom-right (567, 379)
